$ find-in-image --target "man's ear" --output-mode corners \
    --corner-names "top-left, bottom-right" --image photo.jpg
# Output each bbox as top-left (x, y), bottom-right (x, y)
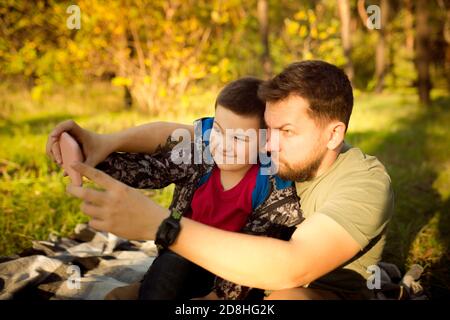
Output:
top-left (326, 122), bottom-right (346, 150)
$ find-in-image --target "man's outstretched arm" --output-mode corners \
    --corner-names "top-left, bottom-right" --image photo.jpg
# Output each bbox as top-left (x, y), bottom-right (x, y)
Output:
top-left (172, 212), bottom-right (360, 290)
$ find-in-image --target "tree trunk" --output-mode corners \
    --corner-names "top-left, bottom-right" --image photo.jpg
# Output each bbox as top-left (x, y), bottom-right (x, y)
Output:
top-left (123, 27), bottom-right (135, 110)
top-left (446, 7), bottom-right (450, 93)
top-left (415, 0), bottom-right (432, 106)
top-left (375, 0), bottom-right (390, 93)
top-left (257, 0), bottom-right (272, 79)
top-left (357, 0), bottom-right (368, 25)
top-left (338, 0), bottom-right (354, 82)
top-left (124, 86), bottom-right (132, 110)
top-left (404, 0), bottom-right (414, 52)
top-left (440, 0), bottom-right (450, 92)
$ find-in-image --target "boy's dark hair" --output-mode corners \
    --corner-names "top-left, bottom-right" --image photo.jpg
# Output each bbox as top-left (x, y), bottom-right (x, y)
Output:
top-left (258, 60), bottom-right (353, 131)
top-left (215, 77), bottom-right (266, 126)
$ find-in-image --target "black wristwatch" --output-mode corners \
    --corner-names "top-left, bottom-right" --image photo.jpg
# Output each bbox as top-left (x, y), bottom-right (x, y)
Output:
top-left (155, 209), bottom-right (182, 251)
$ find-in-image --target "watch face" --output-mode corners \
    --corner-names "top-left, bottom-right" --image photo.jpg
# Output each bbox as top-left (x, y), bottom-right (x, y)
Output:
top-left (168, 227), bottom-right (178, 241)
top-left (156, 216), bottom-right (181, 249)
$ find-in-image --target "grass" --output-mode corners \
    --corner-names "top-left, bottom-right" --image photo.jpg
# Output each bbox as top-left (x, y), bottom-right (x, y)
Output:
top-left (0, 83), bottom-right (449, 299)
top-left (347, 91), bottom-right (450, 299)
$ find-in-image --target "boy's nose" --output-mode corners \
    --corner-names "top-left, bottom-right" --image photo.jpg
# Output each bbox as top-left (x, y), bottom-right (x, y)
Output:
top-left (223, 138), bottom-right (234, 153)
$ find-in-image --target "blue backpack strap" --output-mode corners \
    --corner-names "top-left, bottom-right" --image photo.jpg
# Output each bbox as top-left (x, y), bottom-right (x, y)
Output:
top-left (251, 156), bottom-right (274, 210)
top-left (251, 166), bottom-right (270, 210)
top-left (194, 117), bottom-right (214, 188)
top-left (274, 175), bottom-right (293, 189)
top-left (197, 170), bottom-right (212, 188)
top-left (193, 116), bottom-right (214, 146)
top-left (251, 160), bottom-right (294, 210)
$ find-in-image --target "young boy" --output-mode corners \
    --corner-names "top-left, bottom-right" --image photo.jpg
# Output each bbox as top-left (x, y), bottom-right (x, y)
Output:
top-left (96, 77), bottom-right (304, 300)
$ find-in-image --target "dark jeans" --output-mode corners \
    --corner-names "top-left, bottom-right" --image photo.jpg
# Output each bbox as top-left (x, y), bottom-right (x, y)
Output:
top-left (138, 249), bottom-right (216, 300)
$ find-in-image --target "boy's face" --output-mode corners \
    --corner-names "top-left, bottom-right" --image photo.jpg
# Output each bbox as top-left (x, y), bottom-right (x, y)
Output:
top-left (209, 105), bottom-right (261, 172)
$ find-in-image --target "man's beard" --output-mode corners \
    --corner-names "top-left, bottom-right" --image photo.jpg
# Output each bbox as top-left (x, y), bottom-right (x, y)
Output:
top-left (276, 149), bottom-right (327, 182)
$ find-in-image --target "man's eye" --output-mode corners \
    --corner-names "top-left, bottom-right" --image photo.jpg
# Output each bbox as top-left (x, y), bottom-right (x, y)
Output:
top-left (234, 136), bottom-right (246, 142)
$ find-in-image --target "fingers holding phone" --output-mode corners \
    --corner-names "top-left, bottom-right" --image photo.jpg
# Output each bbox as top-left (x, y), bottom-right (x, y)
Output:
top-left (59, 132), bottom-right (85, 186)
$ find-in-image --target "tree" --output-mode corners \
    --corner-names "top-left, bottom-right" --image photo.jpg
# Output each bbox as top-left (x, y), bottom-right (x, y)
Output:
top-left (375, 0), bottom-right (390, 93)
top-left (404, 0), bottom-right (414, 52)
top-left (437, 0), bottom-right (450, 92)
top-left (257, 0), bottom-right (272, 78)
top-left (338, 0), bottom-right (354, 82)
top-left (415, 0), bottom-right (432, 105)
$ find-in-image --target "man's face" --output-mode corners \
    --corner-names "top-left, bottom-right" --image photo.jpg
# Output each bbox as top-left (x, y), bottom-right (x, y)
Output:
top-left (264, 94), bottom-right (328, 182)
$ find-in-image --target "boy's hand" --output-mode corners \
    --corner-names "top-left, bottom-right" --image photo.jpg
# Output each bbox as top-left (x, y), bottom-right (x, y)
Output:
top-left (46, 120), bottom-right (116, 168)
top-left (66, 162), bottom-right (166, 240)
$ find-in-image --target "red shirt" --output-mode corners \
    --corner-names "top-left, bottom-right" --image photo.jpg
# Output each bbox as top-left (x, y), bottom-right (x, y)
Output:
top-left (184, 164), bottom-right (259, 232)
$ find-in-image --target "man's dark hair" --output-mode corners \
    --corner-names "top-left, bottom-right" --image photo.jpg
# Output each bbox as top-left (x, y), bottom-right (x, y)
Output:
top-left (215, 77), bottom-right (266, 126)
top-left (258, 60), bottom-right (353, 131)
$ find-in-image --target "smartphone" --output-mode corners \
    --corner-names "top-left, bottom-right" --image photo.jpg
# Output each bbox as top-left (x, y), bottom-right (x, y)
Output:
top-left (59, 132), bottom-right (84, 186)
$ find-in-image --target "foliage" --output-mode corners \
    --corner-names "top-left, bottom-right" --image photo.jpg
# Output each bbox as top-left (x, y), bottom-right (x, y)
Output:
top-left (1, 0), bottom-right (447, 112)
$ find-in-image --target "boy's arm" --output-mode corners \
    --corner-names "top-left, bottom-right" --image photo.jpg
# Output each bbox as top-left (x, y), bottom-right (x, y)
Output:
top-left (96, 118), bottom-right (207, 189)
top-left (46, 120), bottom-right (194, 168)
top-left (95, 138), bottom-right (197, 189)
top-left (109, 121), bottom-right (194, 154)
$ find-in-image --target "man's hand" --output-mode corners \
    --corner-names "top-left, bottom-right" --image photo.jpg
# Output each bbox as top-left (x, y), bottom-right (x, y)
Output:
top-left (66, 162), bottom-right (167, 240)
top-left (46, 120), bottom-right (117, 168)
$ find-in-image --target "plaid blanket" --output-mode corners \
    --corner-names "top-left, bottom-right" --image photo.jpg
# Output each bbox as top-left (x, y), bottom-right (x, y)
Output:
top-left (0, 224), bottom-right (156, 300)
top-left (0, 224), bottom-right (428, 300)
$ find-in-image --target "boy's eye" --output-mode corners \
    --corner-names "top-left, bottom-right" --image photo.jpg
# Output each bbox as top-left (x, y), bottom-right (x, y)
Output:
top-left (234, 136), bottom-right (247, 142)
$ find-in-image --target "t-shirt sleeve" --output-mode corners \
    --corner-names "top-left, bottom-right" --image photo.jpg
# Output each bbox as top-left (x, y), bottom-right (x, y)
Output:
top-left (316, 170), bottom-right (394, 250)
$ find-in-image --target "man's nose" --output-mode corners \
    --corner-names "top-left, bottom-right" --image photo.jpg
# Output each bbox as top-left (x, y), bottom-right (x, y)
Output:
top-left (264, 129), bottom-right (280, 153)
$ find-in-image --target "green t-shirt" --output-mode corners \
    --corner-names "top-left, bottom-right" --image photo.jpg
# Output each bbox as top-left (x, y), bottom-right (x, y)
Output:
top-left (295, 142), bottom-right (394, 297)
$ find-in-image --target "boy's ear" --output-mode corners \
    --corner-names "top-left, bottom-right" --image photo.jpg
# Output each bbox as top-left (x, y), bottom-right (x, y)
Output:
top-left (326, 121), bottom-right (346, 150)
